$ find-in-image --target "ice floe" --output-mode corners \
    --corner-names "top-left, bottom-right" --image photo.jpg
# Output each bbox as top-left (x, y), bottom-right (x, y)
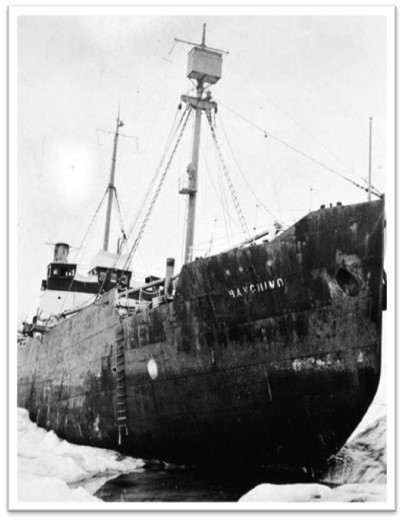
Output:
top-left (17, 408), bottom-right (144, 502)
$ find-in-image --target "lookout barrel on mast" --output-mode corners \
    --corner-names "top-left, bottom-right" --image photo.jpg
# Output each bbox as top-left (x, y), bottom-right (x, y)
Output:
top-left (178, 25), bottom-right (223, 264)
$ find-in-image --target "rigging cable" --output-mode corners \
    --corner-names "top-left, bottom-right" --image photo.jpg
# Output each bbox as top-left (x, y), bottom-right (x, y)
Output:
top-left (205, 111), bottom-right (250, 238)
top-left (56, 187), bottom-right (109, 315)
top-left (201, 147), bottom-right (243, 232)
top-left (122, 105), bottom-right (190, 251)
top-left (227, 59), bottom-right (380, 192)
top-left (94, 107), bottom-right (192, 297)
top-left (214, 145), bottom-right (234, 246)
top-left (122, 106), bottom-right (193, 272)
top-left (95, 107), bottom-right (193, 297)
top-left (99, 104), bottom-right (189, 287)
top-left (220, 102), bottom-right (383, 199)
top-left (113, 188), bottom-right (127, 241)
top-left (217, 113), bottom-right (287, 227)
top-left (264, 136), bottom-right (283, 224)
top-left (72, 188), bottom-right (109, 263)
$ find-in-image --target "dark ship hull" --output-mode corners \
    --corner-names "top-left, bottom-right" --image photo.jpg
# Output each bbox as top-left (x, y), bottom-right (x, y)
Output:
top-left (17, 198), bottom-right (385, 469)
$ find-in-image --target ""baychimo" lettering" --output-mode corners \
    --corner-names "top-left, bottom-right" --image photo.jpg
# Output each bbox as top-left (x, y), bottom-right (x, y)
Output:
top-left (228, 278), bottom-right (285, 298)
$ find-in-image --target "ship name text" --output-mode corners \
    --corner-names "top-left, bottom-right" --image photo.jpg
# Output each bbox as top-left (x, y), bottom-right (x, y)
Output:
top-left (228, 278), bottom-right (285, 298)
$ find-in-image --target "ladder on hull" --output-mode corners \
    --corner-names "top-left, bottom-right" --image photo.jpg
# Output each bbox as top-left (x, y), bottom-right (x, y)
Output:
top-left (115, 324), bottom-right (128, 445)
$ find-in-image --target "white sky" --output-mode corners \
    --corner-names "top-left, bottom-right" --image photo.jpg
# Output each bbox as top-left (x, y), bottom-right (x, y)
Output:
top-left (15, 9), bottom-right (391, 318)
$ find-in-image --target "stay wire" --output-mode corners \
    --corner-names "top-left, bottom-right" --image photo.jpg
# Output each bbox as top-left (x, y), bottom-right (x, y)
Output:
top-left (205, 112), bottom-right (250, 238)
top-left (220, 102), bottom-right (382, 199)
top-left (95, 106), bottom-right (191, 297)
top-left (217, 113), bottom-right (287, 227)
top-left (227, 59), bottom-right (379, 191)
top-left (113, 188), bottom-right (127, 240)
top-left (123, 106), bottom-right (193, 272)
top-left (124, 105), bottom-right (187, 245)
top-left (111, 104), bottom-right (188, 272)
top-left (200, 142), bottom-right (243, 233)
top-left (57, 187), bottom-right (109, 315)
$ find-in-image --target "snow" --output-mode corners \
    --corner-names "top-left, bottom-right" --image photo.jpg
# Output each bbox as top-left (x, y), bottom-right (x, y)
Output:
top-left (239, 483), bottom-right (386, 503)
top-left (18, 472), bottom-right (101, 503)
top-left (239, 483), bottom-right (330, 503)
top-left (322, 416), bottom-right (386, 485)
top-left (17, 408), bottom-right (144, 502)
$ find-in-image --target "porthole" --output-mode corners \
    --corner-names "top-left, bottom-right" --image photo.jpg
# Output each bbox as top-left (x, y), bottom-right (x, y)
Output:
top-left (336, 268), bottom-right (360, 297)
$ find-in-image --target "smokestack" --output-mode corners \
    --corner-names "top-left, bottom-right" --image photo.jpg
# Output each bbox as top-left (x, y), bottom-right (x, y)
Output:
top-left (164, 258), bottom-right (175, 298)
top-left (54, 243), bottom-right (70, 263)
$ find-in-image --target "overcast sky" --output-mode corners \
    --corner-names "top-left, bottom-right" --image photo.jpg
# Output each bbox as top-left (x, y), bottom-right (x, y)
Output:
top-left (15, 9), bottom-right (392, 318)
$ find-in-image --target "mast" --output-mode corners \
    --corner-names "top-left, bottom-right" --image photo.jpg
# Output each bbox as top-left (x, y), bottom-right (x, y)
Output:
top-left (368, 116), bottom-right (373, 202)
top-left (103, 111), bottom-right (124, 251)
top-left (177, 24), bottom-right (225, 264)
top-left (183, 80), bottom-right (203, 264)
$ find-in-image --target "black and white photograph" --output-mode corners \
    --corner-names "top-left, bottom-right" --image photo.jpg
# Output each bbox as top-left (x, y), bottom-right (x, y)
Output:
top-left (9, 4), bottom-right (395, 510)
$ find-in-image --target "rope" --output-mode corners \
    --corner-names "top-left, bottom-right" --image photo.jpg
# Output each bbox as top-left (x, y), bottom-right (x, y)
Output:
top-left (56, 188), bottom-right (109, 315)
top-left (94, 104), bottom-right (189, 292)
top-left (113, 187), bottom-right (127, 239)
top-left (123, 107), bottom-right (193, 271)
top-left (221, 102), bottom-right (383, 199)
top-left (227, 59), bottom-right (380, 192)
top-left (218, 113), bottom-right (287, 227)
top-left (200, 143), bottom-right (243, 232)
top-left (72, 188), bottom-right (109, 263)
top-left (123, 106), bottom-right (187, 248)
top-left (205, 111), bottom-right (250, 238)
top-left (92, 107), bottom-right (192, 298)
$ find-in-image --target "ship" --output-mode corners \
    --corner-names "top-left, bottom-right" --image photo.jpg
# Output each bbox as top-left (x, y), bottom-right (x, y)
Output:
top-left (17, 26), bottom-right (386, 470)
